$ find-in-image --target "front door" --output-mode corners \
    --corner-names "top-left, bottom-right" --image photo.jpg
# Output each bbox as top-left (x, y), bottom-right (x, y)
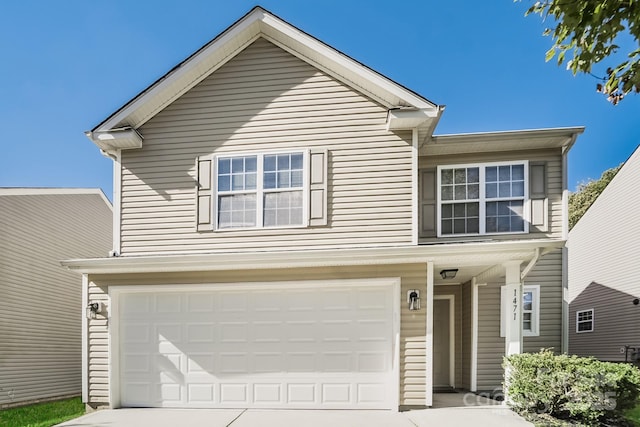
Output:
top-left (433, 298), bottom-right (451, 389)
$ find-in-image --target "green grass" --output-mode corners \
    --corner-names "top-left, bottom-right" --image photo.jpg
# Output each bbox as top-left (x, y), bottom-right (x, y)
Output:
top-left (626, 403), bottom-right (640, 426)
top-left (0, 397), bottom-right (85, 427)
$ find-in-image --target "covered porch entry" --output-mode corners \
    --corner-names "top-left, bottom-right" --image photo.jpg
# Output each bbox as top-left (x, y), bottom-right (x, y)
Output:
top-left (422, 239), bottom-right (563, 406)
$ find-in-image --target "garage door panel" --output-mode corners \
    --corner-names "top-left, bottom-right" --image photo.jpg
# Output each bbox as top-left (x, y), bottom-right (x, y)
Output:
top-left (118, 283), bottom-right (396, 409)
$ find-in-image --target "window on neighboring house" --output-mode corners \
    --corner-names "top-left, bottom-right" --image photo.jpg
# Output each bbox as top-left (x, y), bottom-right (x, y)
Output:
top-left (216, 152), bottom-right (305, 229)
top-left (438, 162), bottom-right (528, 236)
top-left (576, 309), bottom-right (594, 333)
top-left (500, 285), bottom-right (540, 337)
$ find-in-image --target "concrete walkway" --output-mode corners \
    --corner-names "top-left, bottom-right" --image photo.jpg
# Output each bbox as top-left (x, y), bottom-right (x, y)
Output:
top-left (57, 393), bottom-right (532, 426)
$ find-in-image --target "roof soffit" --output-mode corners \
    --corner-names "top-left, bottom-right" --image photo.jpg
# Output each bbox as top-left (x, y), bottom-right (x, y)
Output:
top-left (421, 127), bottom-right (584, 156)
top-left (90, 7), bottom-right (439, 139)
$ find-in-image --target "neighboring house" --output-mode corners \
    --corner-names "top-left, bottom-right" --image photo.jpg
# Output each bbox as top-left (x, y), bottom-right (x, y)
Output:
top-left (568, 145), bottom-right (640, 361)
top-left (0, 188), bottom-right (112, 408)
top-left (62, 7), bottom-right (582, 411)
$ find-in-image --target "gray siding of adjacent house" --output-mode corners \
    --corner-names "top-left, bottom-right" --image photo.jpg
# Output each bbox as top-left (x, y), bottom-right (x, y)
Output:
top-left (568, 146), bottom-right (640, 360)
top-left (419, 149), bottom-right (564, 243)
top-left (569, 282), bottom-right (640, 361)
top-left (119, 37), bottom-right (413, 256)
top-left (476, 250), bottom-right (563, 391)
top-left (85, 264), bottom-right (431, 407)
top-left (0, 191), bottom-right (112, 408)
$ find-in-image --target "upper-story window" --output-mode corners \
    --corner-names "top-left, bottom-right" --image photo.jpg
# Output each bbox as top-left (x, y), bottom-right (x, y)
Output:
top-left (216, 152), bottom-right (305, 229)
top-left (437, 161), bottom-right (528, 236)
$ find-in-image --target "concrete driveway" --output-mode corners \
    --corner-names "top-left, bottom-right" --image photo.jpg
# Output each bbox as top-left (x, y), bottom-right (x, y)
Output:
top-left (57, 393), bottom-right (532, 427)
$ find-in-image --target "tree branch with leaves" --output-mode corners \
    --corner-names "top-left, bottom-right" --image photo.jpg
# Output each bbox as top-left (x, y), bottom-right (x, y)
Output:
top-left (524, 0), bottom-right (640, 104)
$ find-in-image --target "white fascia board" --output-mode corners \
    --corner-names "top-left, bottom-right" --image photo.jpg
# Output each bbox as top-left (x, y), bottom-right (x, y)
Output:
top-left (61, 239), bottom-right (565, 275)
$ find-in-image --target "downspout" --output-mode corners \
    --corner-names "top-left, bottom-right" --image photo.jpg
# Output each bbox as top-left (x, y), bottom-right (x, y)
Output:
top-left (562, 247), bottom-right (569, 353)
top-left (561, 140), bottom-right (572, 352)
top-left (520, 248), bottom-right (541, 281)
top-left (412, 128), bottom-right (418, 245)
top-left (100, 148), bottom-right (121, 256)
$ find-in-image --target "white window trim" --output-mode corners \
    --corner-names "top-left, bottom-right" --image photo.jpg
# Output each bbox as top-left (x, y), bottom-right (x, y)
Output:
top-left (576, 308), bottom-right (595, 333)
top-left (500, 284), bottom-right (540, 337)
top-left (213, 149), bottom-right (309, 231)
top-left (436, 160), bottom-right (529, 237)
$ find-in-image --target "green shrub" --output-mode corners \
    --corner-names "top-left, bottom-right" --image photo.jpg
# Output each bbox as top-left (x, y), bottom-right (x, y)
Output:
top-left (504, 349), bottom-right (640, 425)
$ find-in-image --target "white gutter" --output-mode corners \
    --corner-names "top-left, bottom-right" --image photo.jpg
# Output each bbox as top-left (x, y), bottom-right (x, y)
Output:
top-left (61, 239), bottom-right (566, 275)
top-left (520, 247), bottom-right (541, 281)
top-left (411, 128), bottom-right (418, 245)
top-left (112, 150), bottom-right (122, 257)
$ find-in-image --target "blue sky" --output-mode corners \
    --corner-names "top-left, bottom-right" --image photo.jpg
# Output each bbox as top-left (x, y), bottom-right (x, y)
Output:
top-left (1, 1), bottom-right (638, 199)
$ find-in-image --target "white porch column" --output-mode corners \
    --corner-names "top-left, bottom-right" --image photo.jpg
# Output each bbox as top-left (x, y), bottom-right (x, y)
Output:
top-left (425, 261), bottom-right (434, 407)
top-left (503, 261), bottom-right (523, 356)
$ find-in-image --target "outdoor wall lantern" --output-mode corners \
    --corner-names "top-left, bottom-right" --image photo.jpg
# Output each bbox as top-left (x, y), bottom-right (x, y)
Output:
top-left (407, 290), bottom-right (420, 310)
top-left (86, 301), bottom-right (104, 319)
top-left (440, 269), bottom-right (459, 280)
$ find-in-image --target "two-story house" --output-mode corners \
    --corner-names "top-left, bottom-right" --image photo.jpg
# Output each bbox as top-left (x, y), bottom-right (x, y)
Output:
top-left (63, 7), bottom-right (582, 411)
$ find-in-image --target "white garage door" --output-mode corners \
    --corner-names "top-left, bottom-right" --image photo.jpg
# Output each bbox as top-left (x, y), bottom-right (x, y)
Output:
top-left (114, 280), bottom-right (398, 409)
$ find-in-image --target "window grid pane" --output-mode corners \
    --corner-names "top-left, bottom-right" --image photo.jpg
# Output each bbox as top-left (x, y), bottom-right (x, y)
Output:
top-left (218, 156), bottom-right (258, 192)
top-left (264, 153), bottom-right (304, 190)
top-left (486, 200), bottom-right (525, 233)
top-left (441, 167), bottom-right (479, 202)
top-left (217, 194), bottom-right (256, 229)
top-left (441, 202), bottom-right (479, 235)
top-left (263, 191), bottom-right (303, 227)
top-left (522, 291), bottom-right (533, 332)
top-left (485, 164), bottom-right (525, 200)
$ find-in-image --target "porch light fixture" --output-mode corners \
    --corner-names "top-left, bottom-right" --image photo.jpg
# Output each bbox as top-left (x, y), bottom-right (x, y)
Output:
top-left (440, 269), bottom-right (458, 280)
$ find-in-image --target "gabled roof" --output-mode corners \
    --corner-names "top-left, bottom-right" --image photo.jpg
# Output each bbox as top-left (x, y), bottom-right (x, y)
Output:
top-left (87, 6), bottom-right (441, 151)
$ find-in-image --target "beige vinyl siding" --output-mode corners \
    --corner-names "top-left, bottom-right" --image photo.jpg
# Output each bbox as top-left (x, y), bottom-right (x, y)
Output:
top-left (0, 192), bottom-right (112, 408)
top-left (419, 148), bottom-right (563, 243)
top-left (569, 282), bottom-right (638, 361)
top-left (476, 249), bottom-right (563, 391)
top-left (119, 37), bottom-right (413, 255)
top-left (523, 250), bottom-right (563, 353)
top-left (476, 284), bottom-right (503, 391)
top-left (434, 285), bottom-right (463, 387)
top-left (86, 264), bottom-right (428, 408)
